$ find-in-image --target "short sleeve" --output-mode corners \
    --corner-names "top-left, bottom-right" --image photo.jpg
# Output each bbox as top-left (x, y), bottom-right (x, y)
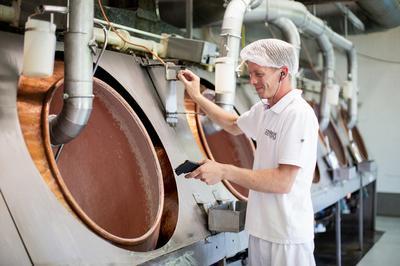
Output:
top-left (236, 101), bottom-right (263, 141)
top-left (278, 109), bottom-right (318, 168)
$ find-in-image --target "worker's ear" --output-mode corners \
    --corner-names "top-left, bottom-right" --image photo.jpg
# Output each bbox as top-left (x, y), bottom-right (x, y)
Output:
top-left (279, 67), bottom-right (289, 81)
top-left (280, 72), bottom-right (286, 80)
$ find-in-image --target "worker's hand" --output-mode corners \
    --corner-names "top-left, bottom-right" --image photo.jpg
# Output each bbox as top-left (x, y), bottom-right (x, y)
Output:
top-left (185, 159), bottom-right (225, 185)
top-left (177, 69), bottom-right (202, 101)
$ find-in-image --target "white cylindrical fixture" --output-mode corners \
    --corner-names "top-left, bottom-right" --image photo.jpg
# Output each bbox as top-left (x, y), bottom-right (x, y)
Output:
top-left (0, 4), bottom-right (15, 23)
top-left (22, 18), bottom-right (56, 77)
top-left (342, 80), bottom-right (353, 100)
top-left (215, 57), bottom-right (235, 95)
top-left (327, 83), bottom-right (340, 106)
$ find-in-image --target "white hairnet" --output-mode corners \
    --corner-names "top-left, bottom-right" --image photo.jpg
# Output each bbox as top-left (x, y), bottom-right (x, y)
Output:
top-left (240, 39), bottom-right (299, 75)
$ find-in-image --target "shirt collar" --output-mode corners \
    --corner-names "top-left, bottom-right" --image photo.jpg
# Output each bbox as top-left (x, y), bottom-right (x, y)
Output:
top-left (262, 89), bottom-right (303, 114)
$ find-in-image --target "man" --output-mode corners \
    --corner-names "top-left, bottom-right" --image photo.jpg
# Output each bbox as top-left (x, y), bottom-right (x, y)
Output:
top-left (178, 39), bottom-right (318, 266)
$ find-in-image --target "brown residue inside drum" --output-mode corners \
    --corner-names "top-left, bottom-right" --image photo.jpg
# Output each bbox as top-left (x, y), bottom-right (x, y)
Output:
top-left (50, 81), bottom-right (159, 239)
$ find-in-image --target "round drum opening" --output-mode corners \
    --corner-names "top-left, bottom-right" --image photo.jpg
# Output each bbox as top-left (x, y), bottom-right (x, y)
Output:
top-left (323, 122), bottom-right (348, 167)
top-left (184, 86), bottom-right (254, 201)
top-left (44, 77), bottom-right (164, 251)
top-left (310, 102), bottom-right (348, 168)
top-left (340, 109), bottom-right (368, 161)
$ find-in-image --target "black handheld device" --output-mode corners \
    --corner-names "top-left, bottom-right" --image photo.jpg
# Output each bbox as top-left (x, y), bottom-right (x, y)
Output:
top-left (175, 160), bottom-right (201, 175)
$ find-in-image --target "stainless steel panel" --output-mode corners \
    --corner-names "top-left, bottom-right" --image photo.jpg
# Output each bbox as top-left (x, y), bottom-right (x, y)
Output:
top-left (208, 201), bottom-right (247, 233)
top-left (166, 37), bottom-right (217, 64)
top-left (0, 191), bottom-right (32, 266)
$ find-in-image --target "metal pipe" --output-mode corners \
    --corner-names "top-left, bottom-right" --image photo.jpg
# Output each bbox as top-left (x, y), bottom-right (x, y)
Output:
top-left (269, 17), bottom-right (300, 89)
top-left (36, 5), bottom-right (68, 14)
top-left (250, 0), bottom-right (264, 9)
top-left (0, 4), bottom-right (15, 23)
top-left (336, 200), bottom-right (342, 266)
top-left (358, 0), bottom-right (400, 29)
top-left (334, 3), bottom-right (365, 32)
top-left (244, 0), bottom-right (358, 127)
top-left (347, 47), bottom-right (358, 129)
top-left (50, 0), bottom-right (94, 145)
top-left (215, 0), bottom-right (252, 110)
top-left (186, 0), bottom-right (193, 39)
top-left (93, 18), bottom-right (164, 40)
top-left (317, 34), bottom-right (335, 131)
top-left (93, 28), bottom-right (166, 56)
top-left (244, 0), bottom-right (354, 50)
top-left (359, 173), bottom-right (364, 251)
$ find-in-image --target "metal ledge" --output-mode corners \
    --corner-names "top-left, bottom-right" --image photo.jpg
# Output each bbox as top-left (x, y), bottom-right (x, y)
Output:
top-left (312, 172), bottom-right (376, 213)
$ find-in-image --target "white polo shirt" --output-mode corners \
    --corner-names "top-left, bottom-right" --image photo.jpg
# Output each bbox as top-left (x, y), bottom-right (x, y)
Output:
top-left (236, 89), bottom-right (318, 244)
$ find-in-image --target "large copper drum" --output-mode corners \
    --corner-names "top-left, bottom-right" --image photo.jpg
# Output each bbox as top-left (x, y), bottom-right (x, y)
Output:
top-left (323, 122), bottom-right (349, 167)
top-left (184, 88), bottom-right (254, 201)
top-left (18, 61), bottom-right (167, 251)
top-left (45, 78), bottom-right (164, 251)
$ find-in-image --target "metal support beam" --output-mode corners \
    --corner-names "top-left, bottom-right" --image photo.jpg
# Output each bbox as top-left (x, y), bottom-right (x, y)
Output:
top-left (359, 173), bottom-right (364, 251)
top-left (186, 0), bottom-right (193, 39)
top-left (336, 200), bottom-right (342, 266)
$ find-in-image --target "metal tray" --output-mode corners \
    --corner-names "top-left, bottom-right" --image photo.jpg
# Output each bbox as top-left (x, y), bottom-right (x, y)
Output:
top-left (208, 201), bottom-right (247, 233)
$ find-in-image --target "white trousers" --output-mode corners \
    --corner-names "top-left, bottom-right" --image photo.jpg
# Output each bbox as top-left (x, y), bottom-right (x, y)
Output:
top-left (248, 235), bottom-right (316, 266)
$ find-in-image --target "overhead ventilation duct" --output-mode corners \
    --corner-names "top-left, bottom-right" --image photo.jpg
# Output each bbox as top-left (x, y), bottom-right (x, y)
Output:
top-left (357, 0), bottom-right (400, 29)
top-left (298, 0), bottom-right (400, 34)
top-left (244, 0), bottom-right (358, 129)
top-left (215, 0), bottom-right (251, 110)
top-left (49, 0), bottom-right (94, 145)
top-left (317, 35), bottom-right (336, 131)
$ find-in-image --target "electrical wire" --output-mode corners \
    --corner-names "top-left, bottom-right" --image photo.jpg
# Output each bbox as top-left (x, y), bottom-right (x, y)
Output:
top-left (93, 22), bottom-right (109, 75)
top-left (357, 52), bottom-right (400, 64)
top-left (97, 0), bottom-right (166, 65)
top-left (55, 144), bottom-right (64, 162)
top-left (174, 111), bottom-right (204, 116)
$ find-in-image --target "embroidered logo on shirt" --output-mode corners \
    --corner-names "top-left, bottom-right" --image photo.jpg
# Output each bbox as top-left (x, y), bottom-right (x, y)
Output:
top-left (264, 129), bottom-right (277, 140)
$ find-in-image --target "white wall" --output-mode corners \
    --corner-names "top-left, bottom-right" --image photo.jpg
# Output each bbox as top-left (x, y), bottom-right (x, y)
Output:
top-left (336, 27), bottom-right (400, 193)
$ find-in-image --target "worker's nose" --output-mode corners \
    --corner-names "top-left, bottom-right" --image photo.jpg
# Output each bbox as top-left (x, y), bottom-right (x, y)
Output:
top-left (250, 76), bottom-right (258, 86)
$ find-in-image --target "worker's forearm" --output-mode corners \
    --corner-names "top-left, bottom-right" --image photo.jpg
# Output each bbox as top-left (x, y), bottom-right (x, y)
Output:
top-left (222, 164), bottom-right (293, 194)
top-left (193, 95), bottom-right (241, 135)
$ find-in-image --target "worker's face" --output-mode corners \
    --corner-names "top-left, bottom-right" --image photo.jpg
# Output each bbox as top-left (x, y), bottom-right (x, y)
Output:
top-left (247, 62), bottom-right (281, 99)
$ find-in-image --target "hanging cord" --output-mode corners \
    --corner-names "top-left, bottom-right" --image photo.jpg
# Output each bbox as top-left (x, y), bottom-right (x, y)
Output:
top-left (55, 143), bottom-right (64, 162)
top-left (357, 52), bottom-right (400, 64)
top-left (174, 111), bottom-right (204, 115)
top-left (93, 22), bottom-right (110, 75)
top-left (97, 0), bottom-right (166, 65)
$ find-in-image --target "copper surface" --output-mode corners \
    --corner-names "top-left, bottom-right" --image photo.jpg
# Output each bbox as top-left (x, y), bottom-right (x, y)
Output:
top-left (313, 164), bottom-right (321, 183)
top-left (324, 122), bottom-right (348, 167)
top-left (184, 89), bottom-right (254, 201)
top-left (154, 146), bottom-right (178, 247)
top-left (18, 62), bottom-right (166, 251)
top-left (18, 61), bottom-right (71, 211)
top-left (340, 109), bottom-right (368, 160)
